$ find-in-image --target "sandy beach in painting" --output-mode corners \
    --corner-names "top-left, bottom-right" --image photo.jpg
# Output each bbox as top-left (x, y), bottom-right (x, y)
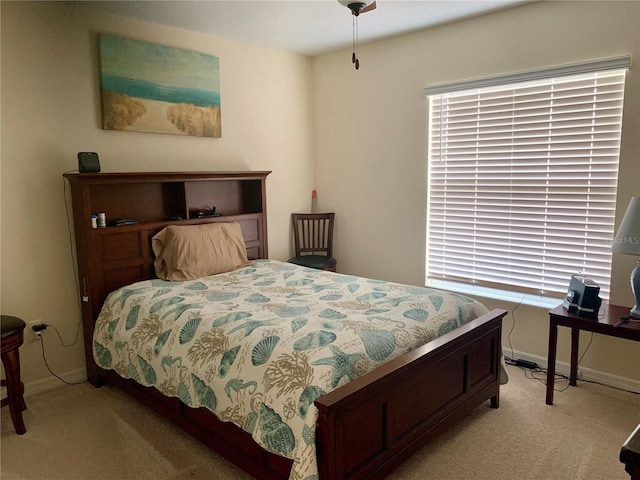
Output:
top-left (101, 91), bottom-right (221, 137)
top-left (125, 98), bottom-right (183, 135)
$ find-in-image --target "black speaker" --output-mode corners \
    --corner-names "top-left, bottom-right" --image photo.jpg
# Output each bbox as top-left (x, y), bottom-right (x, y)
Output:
top-left (78, 152), bottom-right (100, 173)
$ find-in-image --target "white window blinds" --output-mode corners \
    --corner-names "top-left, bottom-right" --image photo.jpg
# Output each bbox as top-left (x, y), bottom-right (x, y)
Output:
top-left (426, 60), bottom-right (629, 299)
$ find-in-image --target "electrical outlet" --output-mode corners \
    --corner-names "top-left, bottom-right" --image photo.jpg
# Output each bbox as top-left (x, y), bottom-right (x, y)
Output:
top-left (27, 320), bottom-right (45, 341)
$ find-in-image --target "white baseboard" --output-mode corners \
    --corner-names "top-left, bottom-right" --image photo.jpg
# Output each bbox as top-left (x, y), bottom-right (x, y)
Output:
top-left (508, 349), bottom-right (640, 394)
top-left (24, 368), bottom-right (87, 398)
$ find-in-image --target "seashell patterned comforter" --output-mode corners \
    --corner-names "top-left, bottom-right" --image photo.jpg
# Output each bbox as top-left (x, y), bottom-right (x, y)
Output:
top-left (93, 259), bottom-right (491, 480)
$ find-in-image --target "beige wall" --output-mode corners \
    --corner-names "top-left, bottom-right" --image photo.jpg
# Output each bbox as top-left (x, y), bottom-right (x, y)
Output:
top-left (2, 1), bottom-right (639, 393)
top-left (1, 2), bottom-right (315, 391)
top-left (313, 1), bottom-right (640, 382)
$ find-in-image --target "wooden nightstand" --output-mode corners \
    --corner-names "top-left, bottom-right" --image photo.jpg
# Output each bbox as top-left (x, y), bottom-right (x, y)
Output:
top-left (546, 303), bottom-right (640, 405)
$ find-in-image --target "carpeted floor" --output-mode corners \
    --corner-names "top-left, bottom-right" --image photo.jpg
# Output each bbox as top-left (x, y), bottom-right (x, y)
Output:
top-left (1, 365), bottom-right (638, 480)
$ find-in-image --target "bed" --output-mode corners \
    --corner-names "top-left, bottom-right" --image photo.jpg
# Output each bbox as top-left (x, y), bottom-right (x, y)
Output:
top-left (64, 171), bottom-right (507, 480)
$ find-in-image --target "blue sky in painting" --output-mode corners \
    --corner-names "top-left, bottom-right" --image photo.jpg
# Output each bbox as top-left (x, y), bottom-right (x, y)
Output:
top-left (99, 34), bottom-right (220, 94)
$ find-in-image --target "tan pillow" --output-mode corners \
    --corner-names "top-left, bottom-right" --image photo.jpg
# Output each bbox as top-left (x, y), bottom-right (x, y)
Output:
top-left (152, 222), bottom-right (250, 281)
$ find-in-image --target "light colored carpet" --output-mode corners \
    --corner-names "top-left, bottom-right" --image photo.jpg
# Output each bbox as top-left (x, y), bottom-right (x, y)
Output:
top-left (1, 365), bottom-right (638, 480)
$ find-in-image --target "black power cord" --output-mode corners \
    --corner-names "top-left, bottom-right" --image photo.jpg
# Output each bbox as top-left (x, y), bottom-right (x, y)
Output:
top-left (505, 300), bottom-right (638, 396)
top-left (29, 172), bottom-right (87, 387)
top-left (63, 170), bottom-right (81, 309)
top-left (506, 342), bottom-right (640, 396)
top-left (36, 333), bottom-right (86, 386)
top-left (506, 293), bottom-right (526, 363)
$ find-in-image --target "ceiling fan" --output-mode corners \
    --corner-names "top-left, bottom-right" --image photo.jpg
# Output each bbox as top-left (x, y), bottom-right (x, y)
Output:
top-left (338, 1), bottom-right (377, 70)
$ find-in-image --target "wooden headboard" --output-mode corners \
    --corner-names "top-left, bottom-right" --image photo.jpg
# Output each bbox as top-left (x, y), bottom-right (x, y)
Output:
top-left (63, 171), bottom-right (271, 384)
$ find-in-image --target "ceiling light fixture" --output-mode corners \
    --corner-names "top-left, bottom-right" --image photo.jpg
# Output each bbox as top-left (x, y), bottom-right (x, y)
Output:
top-left (338, 1), bottom-right (376, 70)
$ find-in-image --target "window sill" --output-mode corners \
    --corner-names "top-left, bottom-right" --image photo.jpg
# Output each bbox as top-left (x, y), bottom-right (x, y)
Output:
top-left (425, 279), bottom-right (561, 309)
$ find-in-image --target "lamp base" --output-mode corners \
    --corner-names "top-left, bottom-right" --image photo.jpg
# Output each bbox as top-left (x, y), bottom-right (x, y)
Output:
top-left (630, 262), bottom-right (640, 319)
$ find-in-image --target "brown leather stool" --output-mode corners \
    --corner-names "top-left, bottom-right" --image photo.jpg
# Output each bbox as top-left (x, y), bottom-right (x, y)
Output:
top-left (1, 315), bottom-right (27, 434)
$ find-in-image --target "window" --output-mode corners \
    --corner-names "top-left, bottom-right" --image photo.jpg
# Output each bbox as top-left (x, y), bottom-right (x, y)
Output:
top-left (425, 57), bottom-right (630, 301)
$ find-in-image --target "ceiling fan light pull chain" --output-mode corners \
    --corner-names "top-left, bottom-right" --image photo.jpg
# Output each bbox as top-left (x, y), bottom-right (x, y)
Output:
top-left (355, 15), bottom-right (360, 69)
top-left (352, 15), bottom-right (356, 63)
top-left (353, 16), bottom-right (359, 66)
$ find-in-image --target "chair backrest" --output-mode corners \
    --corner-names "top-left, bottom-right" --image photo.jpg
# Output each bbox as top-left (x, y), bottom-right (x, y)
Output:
top-left (292, 213), bottom-right (335, 258)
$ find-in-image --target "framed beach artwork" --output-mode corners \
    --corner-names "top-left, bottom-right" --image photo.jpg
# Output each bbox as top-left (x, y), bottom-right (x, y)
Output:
top-left (98, 34), bottom-right (221, 138)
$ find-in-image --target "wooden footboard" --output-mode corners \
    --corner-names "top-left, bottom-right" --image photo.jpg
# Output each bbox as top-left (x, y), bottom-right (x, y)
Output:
top-left (315, 308), bottom-right (506, 480)
top-left (96, 308), bottom-right (505, 480)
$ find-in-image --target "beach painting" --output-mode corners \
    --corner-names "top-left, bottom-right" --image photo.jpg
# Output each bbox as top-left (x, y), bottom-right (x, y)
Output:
top-left (99, 34), bottom-right (221, 137)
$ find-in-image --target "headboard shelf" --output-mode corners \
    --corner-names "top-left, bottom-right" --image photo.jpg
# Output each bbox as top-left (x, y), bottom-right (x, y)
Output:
top-left (63, 171), bottom-right (271, 384)
top-left (65, 172), bottom-right (271, 225)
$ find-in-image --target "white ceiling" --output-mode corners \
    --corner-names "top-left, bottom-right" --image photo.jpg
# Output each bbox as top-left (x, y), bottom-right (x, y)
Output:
top-left (85, 0), bottom-right (530, 56)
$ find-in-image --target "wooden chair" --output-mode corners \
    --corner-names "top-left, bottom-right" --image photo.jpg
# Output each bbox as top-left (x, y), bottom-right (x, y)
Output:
top-left (1, 315), bottom-right (27, 434)
top-left (288, 213), bottom-right (337, 272)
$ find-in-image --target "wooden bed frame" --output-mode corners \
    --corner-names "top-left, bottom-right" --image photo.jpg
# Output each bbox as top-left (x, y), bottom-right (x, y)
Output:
top-left (64, 171), bottom-right (507, 480)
